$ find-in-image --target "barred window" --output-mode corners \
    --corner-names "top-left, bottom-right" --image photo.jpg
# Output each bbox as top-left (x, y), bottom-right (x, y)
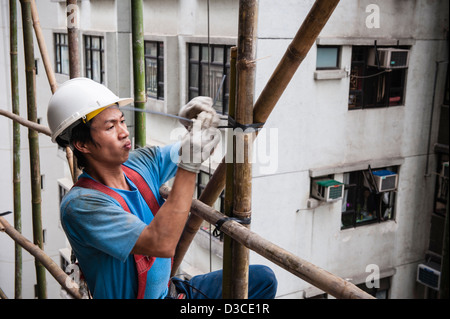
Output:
top-left (84, 35), bottom-right (105, 84)
top-left (54, 33), bottom-right (69, 75)
top-left (188, 43), bottom-right (231, 115)
top-left (144, 41), bottom-right (164, 100)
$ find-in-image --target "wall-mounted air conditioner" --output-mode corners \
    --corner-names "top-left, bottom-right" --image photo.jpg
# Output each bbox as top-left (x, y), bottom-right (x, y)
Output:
top-left (311, 179), bottom-right (344, 202)
top-left (417, 262), bottom-right (441, 291)
top-left (372, 170), bottom-right (398, 192)
top-left (367, 48), bottom-right (410, 69)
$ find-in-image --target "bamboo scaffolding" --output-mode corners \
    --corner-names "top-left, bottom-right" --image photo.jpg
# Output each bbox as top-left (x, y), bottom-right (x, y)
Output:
top-left (0, 217), bottom-right (82, 299)
top-left (66, 0), bottom-right (80, 78)
top-left (131, 0), bottom-right (146, 148)
top-left (172, 0), bottom-right (341, 275)
top-left (229, 0), bottom-right (258, 299)
top-left (222, 46), bottom-right (237, 298)
top-left (30, 0), bottom-right (79, 183)
top-left (30, 0), bottom-right (57, 94)
top-left (20, 0), bottom-right (47, 299)
top-left (10, 0), bottom-right (22, 299)
top-left (0, 109), bottom-right (374, 299)
top-left (65, 0), bottom-right (82, 179)
top-left (0, 109), bottom-right (51, 136)
top-left (160, 186), bottom-right (375, 299)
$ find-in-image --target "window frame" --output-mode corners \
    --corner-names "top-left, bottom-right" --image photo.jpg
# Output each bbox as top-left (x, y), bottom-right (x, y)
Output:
top-left (54, 33), bottom-right (69, 75)
top-left (83, 34), bottom-right (105, 84)
top-left (348, 45), bottom-right (409, 110)
top-left (188, 43), bottom-right (231, 115)
top-left (144, 40), bottom-right (164, 100)
top-left (341, 167), bottom-right (397, 229)
top-left (316, 45), bottom-right (340, 70)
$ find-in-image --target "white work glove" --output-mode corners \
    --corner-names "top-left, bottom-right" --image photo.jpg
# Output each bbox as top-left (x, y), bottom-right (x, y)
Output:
top-left (179, 96), bottom-right (216, 129)
top-left (178, 111), bottom-right (221, 174)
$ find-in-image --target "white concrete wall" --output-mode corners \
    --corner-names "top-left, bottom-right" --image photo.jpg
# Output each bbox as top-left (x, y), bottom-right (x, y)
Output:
top-left (249, 0), bottom-right (448, 298)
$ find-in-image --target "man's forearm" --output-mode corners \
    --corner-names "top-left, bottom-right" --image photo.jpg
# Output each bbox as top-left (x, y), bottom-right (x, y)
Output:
top-left (131, 167), bottom-right (196, 257)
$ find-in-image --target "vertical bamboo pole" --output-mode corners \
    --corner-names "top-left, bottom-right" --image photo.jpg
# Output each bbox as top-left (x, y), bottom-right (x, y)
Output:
top-left (67, 0), bottom-right (80, 78)
top-left (30, 0), bottom-right (57, 93)
top-left (230, 0), bottom-right (258, 299)
top-left (66, 0), bottom-right (82, 180)
top-left (30, 0), bottom-right (79, 183)
top-left (20, 0), bottom-right (47, 299)
top-left (10, 0), bottom-right (22, 299)
top-left (440, 191), bottom-right (449, 298)
top-left (131, 0), bottom-right (146, 148)
top-left (171, 0), bottom-right (341, 274)
top-left (222, 46), bottom-right (237, 298)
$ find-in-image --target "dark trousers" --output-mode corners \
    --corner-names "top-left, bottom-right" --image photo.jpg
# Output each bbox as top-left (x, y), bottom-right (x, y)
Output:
top-left (171, 265), bottom-right (277, 299)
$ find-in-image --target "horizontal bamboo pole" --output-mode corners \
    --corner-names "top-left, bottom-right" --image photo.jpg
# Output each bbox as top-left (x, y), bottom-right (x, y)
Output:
top-left (0, 108), bottom-right (51, 136)
top-left (160, 186), bottom-right (375, 299)
top-left (0, 216), bottom-right (82, 299)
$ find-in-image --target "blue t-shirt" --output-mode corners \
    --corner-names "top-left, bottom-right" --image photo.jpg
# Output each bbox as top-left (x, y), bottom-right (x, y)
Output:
top-left (60, 143), bottom-right (180, 299)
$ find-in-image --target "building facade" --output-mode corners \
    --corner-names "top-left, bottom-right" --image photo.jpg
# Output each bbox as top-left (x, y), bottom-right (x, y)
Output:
top-left (0, 0), bottom-right (448, 299)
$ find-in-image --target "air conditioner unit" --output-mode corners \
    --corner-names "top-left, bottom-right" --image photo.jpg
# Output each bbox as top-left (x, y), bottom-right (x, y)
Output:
top-left (311, 179), bottom-right (344, 202)
top-left (372, 170), bottom-right (398, 192)
top-left (367, 48), bottom-right (410, 69)
top-left (417, 262), bottom-right (441, 290)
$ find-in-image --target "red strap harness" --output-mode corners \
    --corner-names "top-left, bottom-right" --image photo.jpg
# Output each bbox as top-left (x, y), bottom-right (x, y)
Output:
top-left (73, 164), bottom-right (162, 299)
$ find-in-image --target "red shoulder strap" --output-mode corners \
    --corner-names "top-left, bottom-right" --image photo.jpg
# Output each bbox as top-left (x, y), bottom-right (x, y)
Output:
top-left (122, 165), bottom-right (160, 215)
top-left (74, 177), bottom-right (132, 213)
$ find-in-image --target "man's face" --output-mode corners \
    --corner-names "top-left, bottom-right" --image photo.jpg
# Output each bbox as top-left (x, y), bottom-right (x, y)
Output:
top-left (87, 106), bottom-right (132, 166)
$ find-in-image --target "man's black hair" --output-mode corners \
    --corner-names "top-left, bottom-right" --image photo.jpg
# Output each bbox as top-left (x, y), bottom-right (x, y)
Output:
top-left (56, 121), bottom-right (95, 170)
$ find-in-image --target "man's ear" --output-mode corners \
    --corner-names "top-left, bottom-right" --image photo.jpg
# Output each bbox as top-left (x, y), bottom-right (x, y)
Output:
top-left (72, 140), bottom-right (92, 155)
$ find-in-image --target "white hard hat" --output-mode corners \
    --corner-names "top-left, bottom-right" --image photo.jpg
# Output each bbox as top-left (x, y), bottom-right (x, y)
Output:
top-left (47, 77), bottom-right (133, 143)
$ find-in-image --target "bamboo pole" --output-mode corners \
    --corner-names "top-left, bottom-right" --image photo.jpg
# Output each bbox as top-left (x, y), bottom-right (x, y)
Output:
top-left (0, 287), bottom-right (8, 299)
top-left (30, 0), bottom-right (57, 94)
top-left (10, 0), bottom-right (22, 299)
top-left (440, 191), bottom-right (449, 298)
top-left (160, 186), bottom-right (374, 299)
top-left (66, 0), bottom-right (80, 78)
top-left (31, 0), bottom-right (79, 183)
top-left (131, 0), bottom-right (146, 148)
top-left (0, 217), bottom-right (82, 299)
top-left (20, 0), bottom-right (47, 299)
top-left (172, 0), bottom-right (341, 275)
top-left (0, 109), bottom-right (52, 136)
top-left (229, 0), bottom-right (258, 299)
top-left (222, 46), bottom-right (237, 298)
top-left (65, 0), bottom-right (82, 180)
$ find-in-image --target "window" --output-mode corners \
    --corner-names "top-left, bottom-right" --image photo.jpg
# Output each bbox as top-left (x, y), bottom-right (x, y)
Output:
top-left (188, 43), bottom-right (231, 114)
top-left (316, 46), bottom-right (340, 69)
top-left (356, 277), bottom-right (391, 299)
top-left (341, 167), bottom-right (397, 229)
top-left (144, 41), bottom-right (164, 99)
top-left (54, 33), bottom-right (69, 75)
top-left (58, 184), bottom-right (68, 205)
top-left (84, 35), bottom-right (105, 84)
top-left (348, 46), bottom-right (408, 109)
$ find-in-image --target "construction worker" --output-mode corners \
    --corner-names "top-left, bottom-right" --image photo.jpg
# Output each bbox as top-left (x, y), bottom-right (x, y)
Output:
top-left (47, 77), bottom-right (277, 299)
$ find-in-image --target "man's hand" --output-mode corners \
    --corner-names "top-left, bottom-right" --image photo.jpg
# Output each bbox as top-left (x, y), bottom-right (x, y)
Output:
top-left (178, 111), bottom-right (220, 174)
top-left (179, 96), bottom-right (216, 130)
